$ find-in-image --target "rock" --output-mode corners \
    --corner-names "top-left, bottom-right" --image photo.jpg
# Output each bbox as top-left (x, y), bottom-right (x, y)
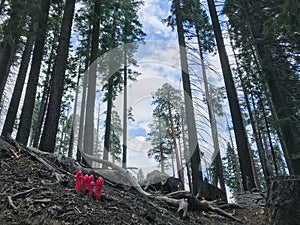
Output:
top-left (197, 180), bottom-right (227, 202)
top-left (267, 176), bottom-right (300, 225)
top-left (142, 170), bottom-right (182, 193)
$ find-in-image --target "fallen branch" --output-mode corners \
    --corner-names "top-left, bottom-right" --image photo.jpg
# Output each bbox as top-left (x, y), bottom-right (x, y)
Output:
top-left (83, 153), bottom-right (151, 197)
top-left (83, 153), bottom-right (241, 222)
top-left (4, 134), bottom-right (22, 153)
top-left (7, 196), bottom-right (17, 209)
top-left (12, 188), bottom-right (38, 198)
top-left (23, 147), bottom-right (73, 181)
top-left (201, 199), bottom-right (243, 223)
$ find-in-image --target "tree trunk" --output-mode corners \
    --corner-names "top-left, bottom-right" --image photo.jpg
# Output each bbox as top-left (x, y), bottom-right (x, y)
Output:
top-left (174, 0), bottom-right (203, 194)
top-left (82, 0), bottom-right (101, 166)
top-left (77, 71), bottom-right (88, 163)
top-left (103, 5), bottom-right (118, 167)
top-left (181, 106), bottom-right (192, 191)
top-left (103, 76), bottom-right (114, 165)
top-left (167, 101), bottom-right (184, 189)
top-left (0, 0), bottom-right (22, 104)
top-left (207, 0), bottom-right (255, 191)
top-left (196, 30), bottom-right (226, 193)
top-left (158, 116), bottom-right (165, 173)
top-left (39, 0), bottom-right (75, 153)
top-left (32, 45), bottom-right (54, 147)
top-left (16, 0), bottom-right (51, 145)
top-left (76, 23), bottom-right (92, 163)
top-left (241, 0), bottom-right (300, 175)
top-left (68, 74), bottom-right (81, 158)
top-left (228, 28), bottom-right (266, 188)
top-left (1, 22), bottom-right (35, 137)
top-left (267, 176), bottom-right (300, 225)
top-left (122, 47), bottom-right (128, 168)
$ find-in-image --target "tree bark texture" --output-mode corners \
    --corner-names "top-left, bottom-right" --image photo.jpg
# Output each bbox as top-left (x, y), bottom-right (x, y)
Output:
top-left (267, 176), bottom-right (300, 225)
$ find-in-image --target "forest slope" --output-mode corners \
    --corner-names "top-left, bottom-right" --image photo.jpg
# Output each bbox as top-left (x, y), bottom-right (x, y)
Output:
top-left (0, 137), bottom-right (267, 225)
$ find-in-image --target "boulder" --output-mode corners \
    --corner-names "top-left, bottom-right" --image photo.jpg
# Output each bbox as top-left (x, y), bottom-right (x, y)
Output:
top-left (143, 170), bottom-right (182, 193)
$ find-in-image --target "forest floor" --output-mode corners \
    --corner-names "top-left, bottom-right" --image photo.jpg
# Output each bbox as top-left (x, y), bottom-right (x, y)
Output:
top-left (0, 137), bottom-right (268, 225)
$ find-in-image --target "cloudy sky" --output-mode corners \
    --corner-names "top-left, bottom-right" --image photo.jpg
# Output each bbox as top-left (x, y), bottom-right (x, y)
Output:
top-left (75, 0), bottom-right (229, 178)
top-left (114, 1), bottom-right (226, 176)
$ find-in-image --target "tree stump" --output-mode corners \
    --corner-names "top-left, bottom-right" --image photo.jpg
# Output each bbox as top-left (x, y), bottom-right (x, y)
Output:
top-left (267, 176), bottom-right (300, 225)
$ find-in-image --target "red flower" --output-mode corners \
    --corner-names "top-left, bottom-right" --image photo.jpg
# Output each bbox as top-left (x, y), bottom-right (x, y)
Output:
top-left (82, 174), bottom-right (89, 193)
top-left (75, 170), bottom-right (83, 192)
top-left (89, 174), bottom-right (94, 184)
top-left (96, 177), bottom-right (104, 201)
top-left (89, 181), bottom-right (94, 197)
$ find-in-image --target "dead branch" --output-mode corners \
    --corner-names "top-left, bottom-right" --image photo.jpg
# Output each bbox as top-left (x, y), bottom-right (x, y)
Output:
top-left (33, 198), bottom-right (52, 203)
top-left (83, 153), bottom-right (242, 222)
top-left (83, 153), bottom-right (151, 197)
top-left (4, 134), bottom-right (22, 153)
top-left (218, 203), bottom-right (245, 210)
top-left (23, 147), bottom-right (73, 181)
top-left (7, 196), bottom-right (17, 209)
top-left (201, 200), bottom-right (244, 223)
top-left (12, 188), bottom-right (38, 198)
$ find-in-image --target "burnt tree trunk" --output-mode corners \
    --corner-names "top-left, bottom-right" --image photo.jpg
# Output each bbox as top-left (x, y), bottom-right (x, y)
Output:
top-left (267, 176), bottom-right (300, 225)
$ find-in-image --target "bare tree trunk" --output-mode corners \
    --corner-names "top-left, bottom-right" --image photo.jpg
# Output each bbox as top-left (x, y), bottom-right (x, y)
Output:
top-left (197, 30), bottom-right (226, 193)
top-left (174, 0), bottom-right (203, 194)
top-left (181, 106), bottom-right (192, 191)
top-left (32, 45), bottom-right (54, 147)
top-left (39, 0), bottom-right (75, 153)
top-left (0, 0), bottom-right (22, 104)
top-left (103, 5), bottom-right (118, 167)
top-left (157, 116), bottom-right (165, 173)
top-left (168, 101), bottom-right (184, 189)
top-left (207, 0), bottom-right (255, 190)
top-left (82, 0), bottom-right (101, 166)
top-left (1, 21), bottom-right (35, 137)
top-left (77, 23), bottom-right (92, 163)
top-left (68, 74), bottom-right (81, 158)
top-left (16, 0), bottom-right (51, 145)
top-left (122, 47), bottom-right (128, 168)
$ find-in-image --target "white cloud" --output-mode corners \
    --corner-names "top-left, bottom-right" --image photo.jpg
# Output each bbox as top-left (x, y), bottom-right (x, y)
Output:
top-left (138, 0), bottom-right (176, 40)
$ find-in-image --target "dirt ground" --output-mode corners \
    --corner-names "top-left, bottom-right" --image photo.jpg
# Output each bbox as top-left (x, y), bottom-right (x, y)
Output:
top-left (0, 137), bottom-right (268, 225)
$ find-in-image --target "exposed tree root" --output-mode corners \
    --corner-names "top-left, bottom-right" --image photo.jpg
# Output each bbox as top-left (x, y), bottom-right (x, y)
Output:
top-left (83, 153), bottom-right (242, 222)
